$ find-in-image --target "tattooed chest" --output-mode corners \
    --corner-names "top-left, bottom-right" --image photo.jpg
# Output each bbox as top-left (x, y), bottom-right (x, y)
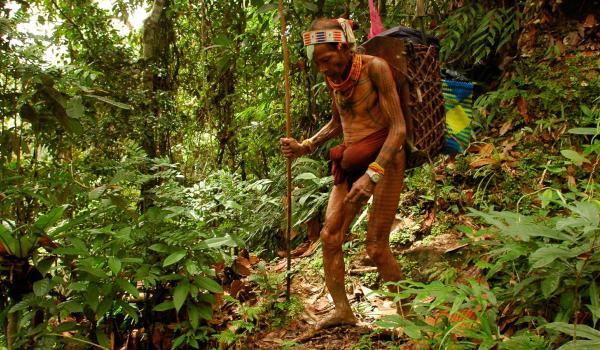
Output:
top-left (335, 78), bottom-right (380, 120)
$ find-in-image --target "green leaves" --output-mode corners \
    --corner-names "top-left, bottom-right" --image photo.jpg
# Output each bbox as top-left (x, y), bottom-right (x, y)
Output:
top-left (376, 314), bottom-right (423, 339)
top-left (546, 322), bottom-right (600, 350)
top-left (197, 276), bottom-right (223, 293)
top-left (529, 247), bottom-right (577, 269)
top-left (33, 278), bottom-right (51, 296)
top-left (561, 149), bottom-right (590, 165)
top-left (85, 94), bottom-right (132, 110)
top-left (173, 281), bottom-right (189, 312)
top-left (163, 250), bottom-right (187, 267)
top-left (33, 205), bottom-right (67, 234)
top-left (116, 279), bottom-right (139, 298)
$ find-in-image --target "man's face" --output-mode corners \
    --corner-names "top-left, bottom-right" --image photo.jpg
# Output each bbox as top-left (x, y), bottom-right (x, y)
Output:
top-left (312, 44), bottom-right (352, 81)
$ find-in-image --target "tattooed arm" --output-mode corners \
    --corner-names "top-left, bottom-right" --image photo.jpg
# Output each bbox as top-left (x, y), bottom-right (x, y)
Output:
top-left (280, 99), bottom-right (342, 158)
top-left (306, 99), bottom-right (342, 149)
top-left (369, 57), bottom-right (407, 169)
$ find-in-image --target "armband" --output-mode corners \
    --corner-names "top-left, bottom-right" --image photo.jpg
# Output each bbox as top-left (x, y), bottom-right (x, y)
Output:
top-left (302, 139), bottom-right (315, 153)
top-left (368, 162), bottom-right (385, 175)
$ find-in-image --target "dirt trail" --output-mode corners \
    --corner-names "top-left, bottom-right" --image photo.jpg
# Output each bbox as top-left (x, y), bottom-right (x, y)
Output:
top-left (243, 231), bottom-right (465, 349)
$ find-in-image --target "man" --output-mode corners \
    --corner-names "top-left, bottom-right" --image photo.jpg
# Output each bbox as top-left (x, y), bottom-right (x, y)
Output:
top-left (280, 18), bottom-right (407, 329)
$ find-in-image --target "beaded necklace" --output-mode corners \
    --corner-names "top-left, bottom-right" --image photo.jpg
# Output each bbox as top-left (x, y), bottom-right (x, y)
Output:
top-left (327, 54), bottom-right (363, 110)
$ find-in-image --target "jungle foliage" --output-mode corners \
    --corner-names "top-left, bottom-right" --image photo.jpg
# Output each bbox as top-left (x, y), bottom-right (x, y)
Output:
top-left (1, 0), bottom-right (599, 349)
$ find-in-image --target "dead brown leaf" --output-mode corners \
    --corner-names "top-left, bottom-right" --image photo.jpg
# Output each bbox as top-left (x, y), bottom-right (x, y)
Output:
top-left (478, 143), bottom-right (494, 156)
top-left (234, 256), bottom-right (252, 276)
top-left (300, 241), bottom-right (320, 257)
top-left (469, 157), bottom-right (497, 169)
top-left (499, 121), bottom-right (513, 136)
top-left (248, 255), bottom-right (259, 265)
top-left (584, 14), bottom-right (598, 28)
top-left (516, 97), bottom-right (530, 123)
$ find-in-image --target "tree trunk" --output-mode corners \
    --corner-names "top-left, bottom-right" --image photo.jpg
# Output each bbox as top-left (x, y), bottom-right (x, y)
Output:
top-left (140, 0), bottom-right (176, 211)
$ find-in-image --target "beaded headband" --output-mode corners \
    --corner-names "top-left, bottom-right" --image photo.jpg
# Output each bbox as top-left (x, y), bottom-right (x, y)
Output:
top-left (302, 18), bottom-right (357, 60)
top-left (302, 30), bottom-right (348, 46)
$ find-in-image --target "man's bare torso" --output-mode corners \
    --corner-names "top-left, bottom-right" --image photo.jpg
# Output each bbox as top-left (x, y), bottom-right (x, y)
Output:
top-left (335, 55), bottom-right (388, 146)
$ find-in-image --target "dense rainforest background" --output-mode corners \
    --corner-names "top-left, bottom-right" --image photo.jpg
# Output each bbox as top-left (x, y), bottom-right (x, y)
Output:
top-left (1, 0), bottom-right (600, 349)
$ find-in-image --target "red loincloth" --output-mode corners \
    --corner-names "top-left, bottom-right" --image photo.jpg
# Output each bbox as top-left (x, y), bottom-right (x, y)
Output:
top-left (330, 128), bottom-right (389, 186)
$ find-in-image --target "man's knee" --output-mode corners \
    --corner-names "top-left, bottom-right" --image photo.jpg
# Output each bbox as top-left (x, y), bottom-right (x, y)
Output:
top-left (320, 226), bottom-right (343, 251)
top-left (366, 242), bottom-right (390, 266)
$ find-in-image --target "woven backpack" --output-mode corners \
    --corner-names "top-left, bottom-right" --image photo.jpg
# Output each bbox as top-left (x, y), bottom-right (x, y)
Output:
top-left (359, 26), bottom-right (446, 168)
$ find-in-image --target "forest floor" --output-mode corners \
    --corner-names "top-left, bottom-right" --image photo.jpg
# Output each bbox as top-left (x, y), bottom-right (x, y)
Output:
top-left (230, 208), bottom-right (472, 349)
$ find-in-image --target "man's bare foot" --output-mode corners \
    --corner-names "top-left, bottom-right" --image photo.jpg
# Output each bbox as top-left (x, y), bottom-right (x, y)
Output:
top-left (294, 312), bottom-right (358, 343)
top-left (316, 311), bottom-right (358, 330)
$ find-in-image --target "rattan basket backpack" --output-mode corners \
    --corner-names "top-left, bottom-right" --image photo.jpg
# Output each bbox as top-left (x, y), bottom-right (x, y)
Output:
top-left (359, 26), bottom-right (446, 168)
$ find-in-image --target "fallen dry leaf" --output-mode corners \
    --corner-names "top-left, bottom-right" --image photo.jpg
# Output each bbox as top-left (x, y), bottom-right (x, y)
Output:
top-left (234, 256), bottom-right (252, 276)
top-left (248, 255), bottom-right (259, 265)
top-left (516, 97), bottom-right (529, 123)
top-left (469, 157), bottom-right (497, 169)
top-left (478, 143), bottom-right (494, 156)
top-left (584, 14), bottom-right (597, 28)
top-left (499, 121), bottom-right (513, 136)
top-left (300, 241), bottom-right (321, 257)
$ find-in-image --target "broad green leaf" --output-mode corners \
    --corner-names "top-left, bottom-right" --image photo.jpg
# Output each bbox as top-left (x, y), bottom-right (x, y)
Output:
top-left (198, 293), bottom-right (217, 305)
top-left (86, 94), bottom-right (132, 109)
top-left (68, 281), bottom-right (89, 291)
top-left (213, 35), bottom-right (232, 46)
top-left (116, 300), bottom-right (139, 322)
top-left (153, 301), bottom-right (174, 312)
top-left (196, 276), bottom-right (223, 293)
top-left (10, 298), bottom-right (35, 313)
top-left (96, 330), bottom-right (111, 349)
top-left (590, 281), bottom-right (600, 327)
top-left (300, 0), bottom-right (318, 12)
top-left (188, 303), bottom-right (200, 329)
top-left (88, 185), bottom-right (106, 200)
top-left (204, 236), bottom-right (237, 249)
top-left (36, 257), bottom-right (54, 275)
top-left (541, 274), bottom-right (560, 298)
top-left (295, 172), bottom-right (318, 181)
top-left (196, 302), bottom-right (213, 320)
top-left (561, 149), bottom-right (590, 165)
top-left (108, 257), bottom-right (122, 275)
top-left (557, 340), bottom-right (600, 350)
top-left (0, 224), bottom-right (16, 255)
top-left (97, 297), bottom-right (113, 316)
top-left (172, 335), bottom-right (186, 349)
top-left (257, 3), bottom-right (277, 13)
top-left (116, 279), bottom-right (140, 298)
top-left (545, 322), bottom-right (600, 340)
top-left (54, 321), bottom-right (77, 333)
top-left (33, 278), bottom-right (51, 296)
top-left (572, 202), bottom-right (600, 227)
top-left (149, 243), bottom-right (171, 253)
top-left (569, 127), bottom-right (600, 135)
top-left (17, 236), bottom-right (35, 258)
top-left (185, 260), bottom-right (199, 275)
top-left (529, 247), bottom-right (577, 269)
top-left (163, 250), bottom-right (186, 267)
top-left (59, 300), bottom-right (84, 313)
top-left (86, 286), bottom-right (99, 311)
top-left (79, 266), bottom-right (109, 279)
top-left (33, 206), bottom-right (66, 233)
top-left (173, 281), bottom-right (189, 312)
top-left (54, 247), bottom-right (89, 256)
top-left (66, 96), bottom-right (84, 119)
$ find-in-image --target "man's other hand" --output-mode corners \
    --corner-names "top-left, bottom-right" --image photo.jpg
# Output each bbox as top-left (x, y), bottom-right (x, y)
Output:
top-left (280, 138), bottom-right (306, 159)
top-left (345, 174), bottom-right (375, 204)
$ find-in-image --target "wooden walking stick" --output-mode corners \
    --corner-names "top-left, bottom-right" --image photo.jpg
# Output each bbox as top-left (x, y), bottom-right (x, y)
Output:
top-left (277, 0), bottom-right (293, 300)
top-left (416, 0), bottom-right (427, 42)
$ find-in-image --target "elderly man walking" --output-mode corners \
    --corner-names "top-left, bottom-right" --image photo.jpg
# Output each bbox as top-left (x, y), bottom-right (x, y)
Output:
top-left (280, 18), bottom-right (407, 329)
